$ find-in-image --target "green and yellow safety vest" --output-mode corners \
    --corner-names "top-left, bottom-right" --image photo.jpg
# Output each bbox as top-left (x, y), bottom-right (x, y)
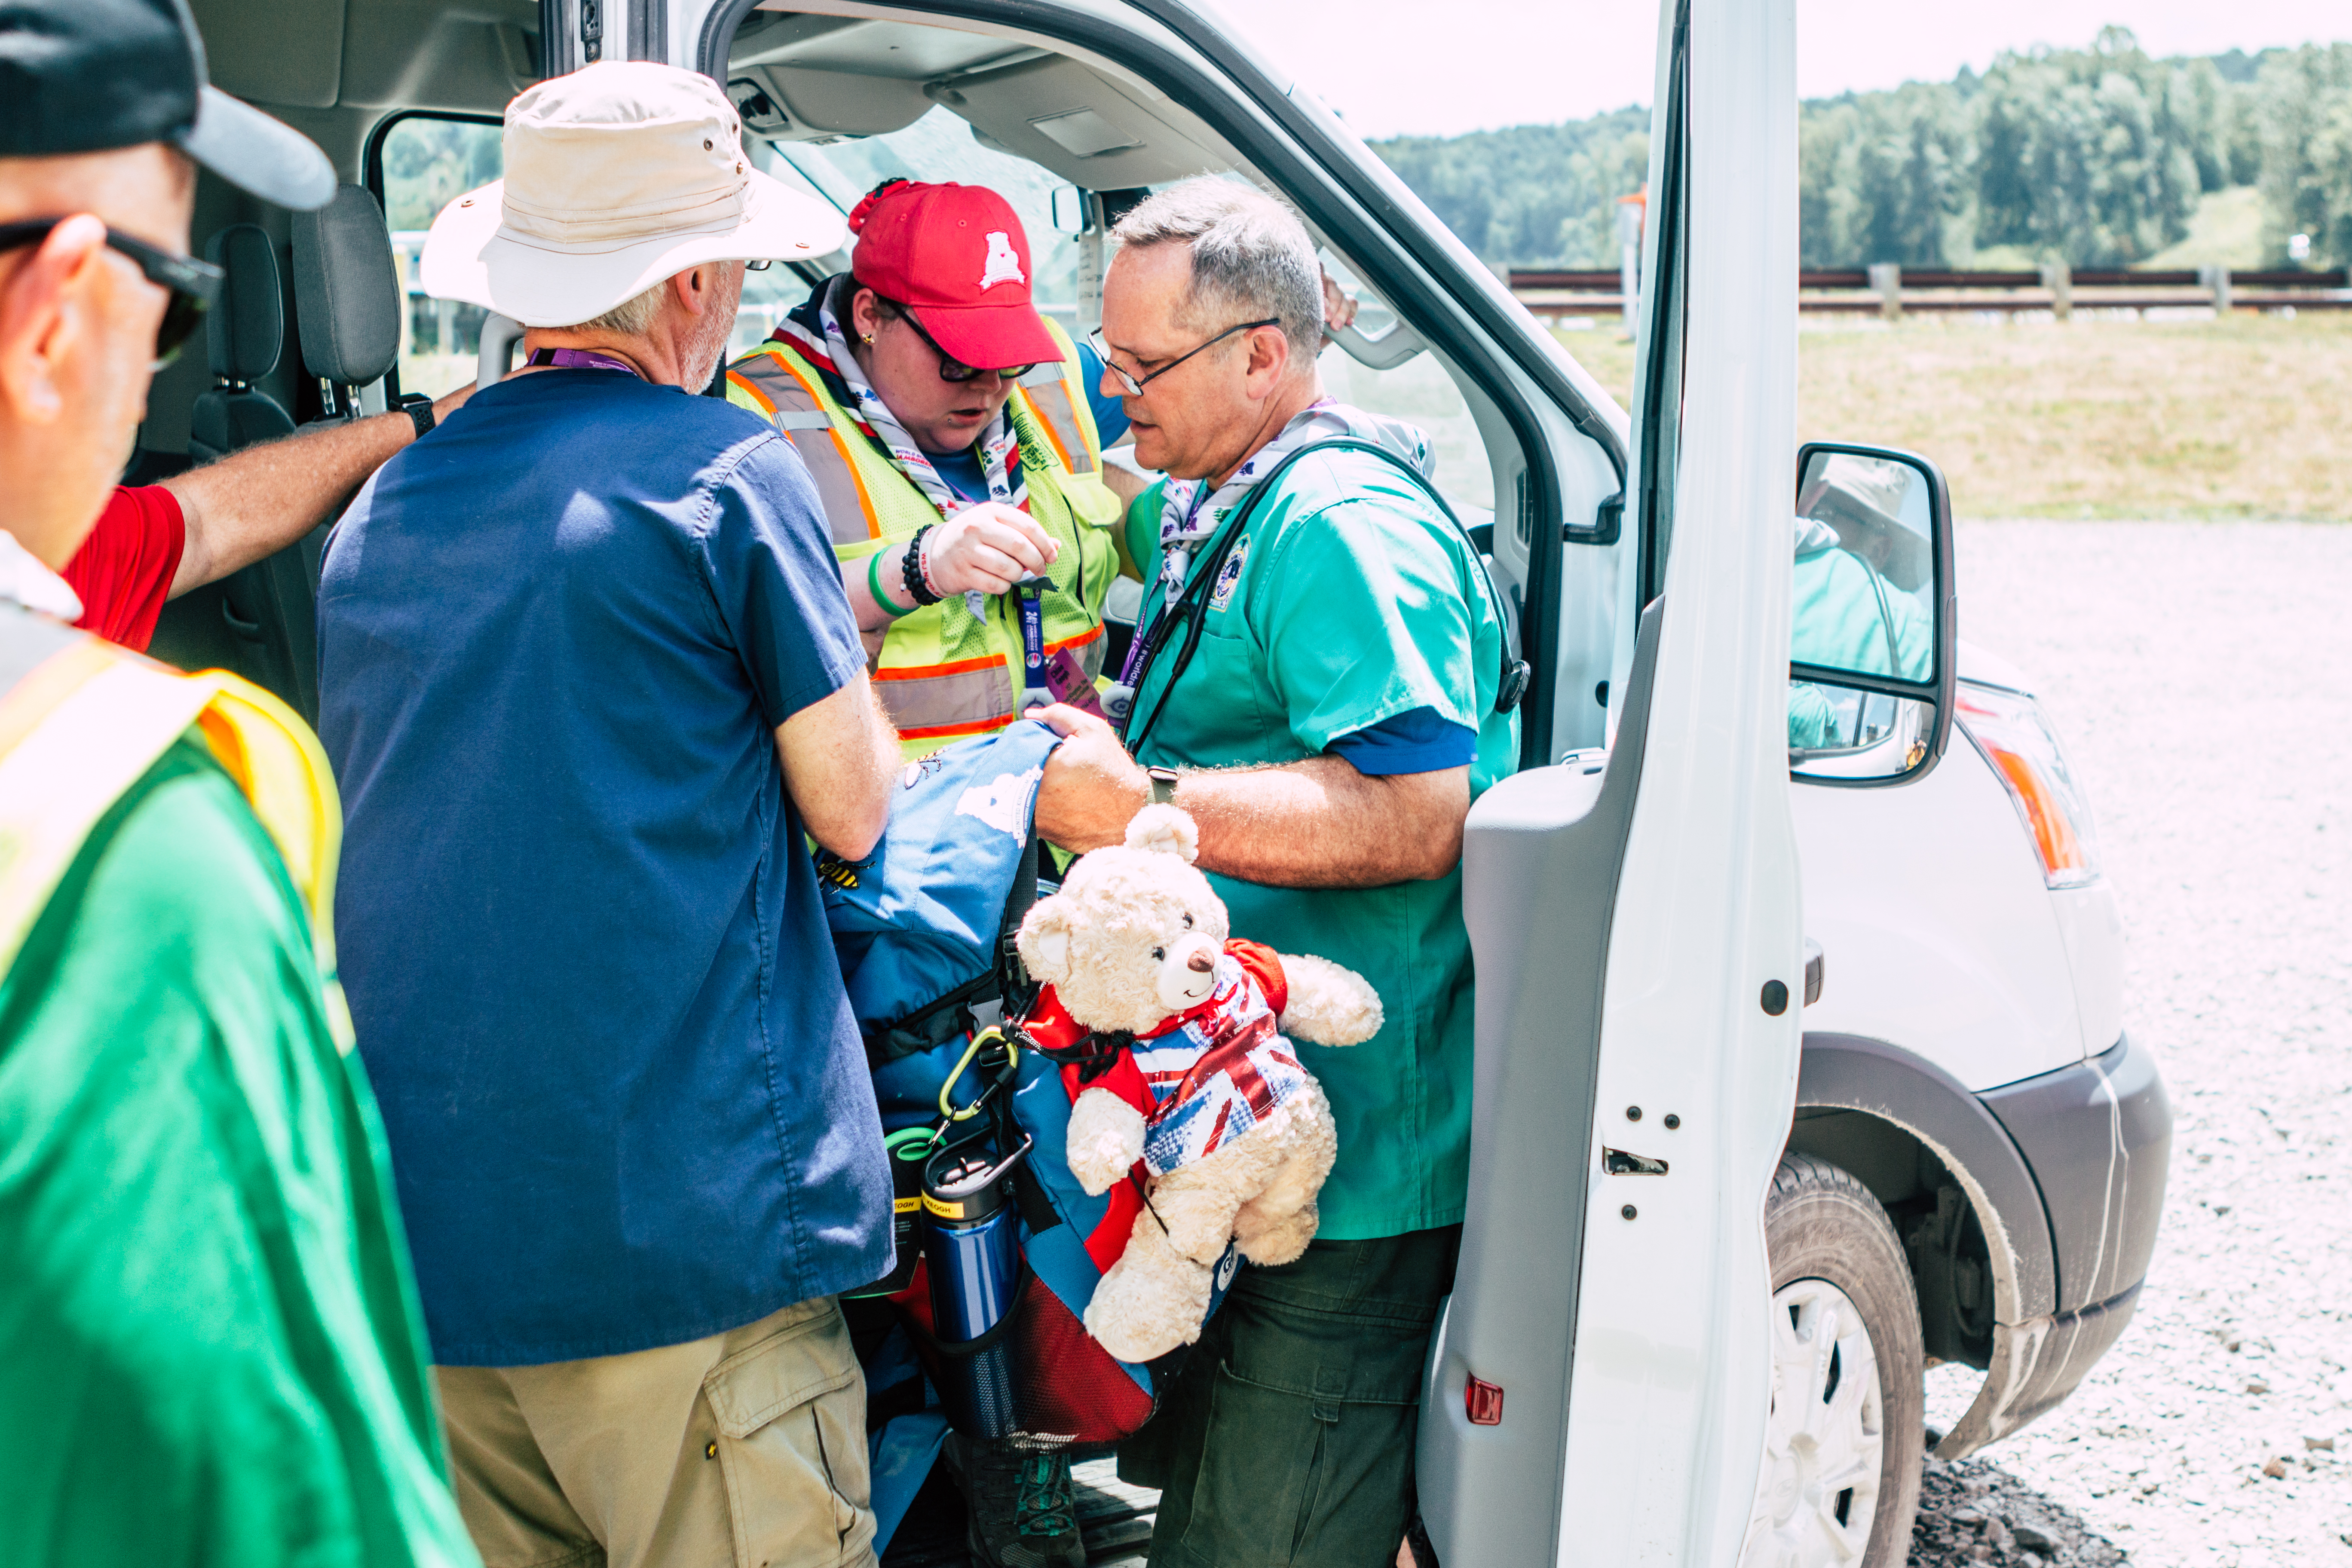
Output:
top-left (0, 609), bottom-right (347, 1029)
top-left (725, 315), bottom-right (1123, 754)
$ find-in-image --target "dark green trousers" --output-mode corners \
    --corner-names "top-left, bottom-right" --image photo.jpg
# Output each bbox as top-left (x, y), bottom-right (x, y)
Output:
top-left (1118, 1225), bottom-right (1462, 1567)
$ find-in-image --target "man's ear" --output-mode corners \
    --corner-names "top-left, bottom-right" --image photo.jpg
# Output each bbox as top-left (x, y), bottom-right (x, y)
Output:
top-left (0, 217), bottom-right (106, 426)
top-left (1241, 322), bottom-right (1291, 400)
top-left (1017, 899), bottom-right (1073, 986)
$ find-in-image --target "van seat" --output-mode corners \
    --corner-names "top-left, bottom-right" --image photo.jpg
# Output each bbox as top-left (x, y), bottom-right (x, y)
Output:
top-left (292, 184), bottom-right (404, 395)
top-left (188, 224), bottom-right (295, 462)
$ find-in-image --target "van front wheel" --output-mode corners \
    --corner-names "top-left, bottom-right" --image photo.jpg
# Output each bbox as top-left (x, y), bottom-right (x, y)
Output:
top-left (1740, 1153), bottom-right (1926, 1568)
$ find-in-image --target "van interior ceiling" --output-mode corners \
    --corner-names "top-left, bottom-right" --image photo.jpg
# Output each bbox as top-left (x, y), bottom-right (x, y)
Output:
top-left (144, 0), bottom-right (1590, 754)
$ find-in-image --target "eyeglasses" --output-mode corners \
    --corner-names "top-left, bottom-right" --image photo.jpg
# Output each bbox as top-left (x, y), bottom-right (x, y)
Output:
top-left (885, 300), bottom-right (1035, 384)
top-left (1088, 318), bottom-right (1281, 398)
top-left (0, 218), bottom-right (224, 370)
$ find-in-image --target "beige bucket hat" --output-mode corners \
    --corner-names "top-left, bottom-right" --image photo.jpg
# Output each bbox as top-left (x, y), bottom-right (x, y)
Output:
top-left (421, 61), bottom-right (843, 328)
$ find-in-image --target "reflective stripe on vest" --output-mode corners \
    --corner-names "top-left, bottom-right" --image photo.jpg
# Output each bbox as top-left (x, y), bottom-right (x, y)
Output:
top-left (723, 357), bottom-right (888, 548)
top-left (725, 315), bottom-right (1122, 753)
top-left (0, 611), bottom-right (352, 1047)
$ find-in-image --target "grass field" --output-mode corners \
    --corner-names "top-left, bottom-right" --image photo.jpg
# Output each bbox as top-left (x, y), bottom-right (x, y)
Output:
top-left (1552, 312), bottom-right (2352, 521)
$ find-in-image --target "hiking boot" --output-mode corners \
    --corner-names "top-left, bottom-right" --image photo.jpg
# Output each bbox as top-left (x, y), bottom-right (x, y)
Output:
top-left (943, 1434), bottom-right (1085, 1568)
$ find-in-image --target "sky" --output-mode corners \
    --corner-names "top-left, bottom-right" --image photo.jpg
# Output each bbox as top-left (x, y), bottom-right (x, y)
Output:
top-left (1222, 0), bottom-right (2352, 141)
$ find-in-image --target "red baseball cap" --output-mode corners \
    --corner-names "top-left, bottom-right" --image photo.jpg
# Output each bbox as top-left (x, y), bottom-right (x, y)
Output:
top-left (848, 180), bottom-right (1066, 371)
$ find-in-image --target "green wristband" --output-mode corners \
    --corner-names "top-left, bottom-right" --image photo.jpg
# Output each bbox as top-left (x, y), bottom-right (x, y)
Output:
top-left (868, 545), bottom-right (916, 619)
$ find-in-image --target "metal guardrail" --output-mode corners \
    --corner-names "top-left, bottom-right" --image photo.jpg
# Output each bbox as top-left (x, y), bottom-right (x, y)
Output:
top-left (1509, 263), bottom-right (2352, 320)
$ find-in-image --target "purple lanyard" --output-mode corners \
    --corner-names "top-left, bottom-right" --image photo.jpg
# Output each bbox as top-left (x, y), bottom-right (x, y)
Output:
top-left (525, 346), bottom-right (647, 379)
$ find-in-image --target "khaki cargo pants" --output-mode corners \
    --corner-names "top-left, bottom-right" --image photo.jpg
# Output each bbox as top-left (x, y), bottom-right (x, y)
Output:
top-left (436, 1295), bottom-right (877, 1568)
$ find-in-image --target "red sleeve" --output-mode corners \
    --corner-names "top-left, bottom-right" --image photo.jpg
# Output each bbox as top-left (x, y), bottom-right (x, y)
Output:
top-left (1225, 939), bottom-right (1287, 1015)
top-left (63, 485), bottom-right (187, 652)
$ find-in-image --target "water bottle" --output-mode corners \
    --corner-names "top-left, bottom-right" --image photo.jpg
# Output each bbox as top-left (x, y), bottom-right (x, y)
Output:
top-left (921, 1135), bottom-right (1032, 1438)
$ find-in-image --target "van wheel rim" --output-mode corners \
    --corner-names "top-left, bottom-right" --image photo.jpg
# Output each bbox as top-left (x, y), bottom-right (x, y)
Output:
top-left (1743, 1277), bottom-right (1886, 1568)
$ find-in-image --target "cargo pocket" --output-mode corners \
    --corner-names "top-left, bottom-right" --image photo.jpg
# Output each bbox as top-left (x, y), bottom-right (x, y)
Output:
top-left (1176, 1327), bottom-right (1428, 1565)
top-left (703, 1301), bottom-right (877, 1568)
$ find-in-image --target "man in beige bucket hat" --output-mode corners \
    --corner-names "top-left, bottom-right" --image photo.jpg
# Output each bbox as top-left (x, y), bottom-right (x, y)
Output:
top-left (318, 61), bottom-right (903, 1568)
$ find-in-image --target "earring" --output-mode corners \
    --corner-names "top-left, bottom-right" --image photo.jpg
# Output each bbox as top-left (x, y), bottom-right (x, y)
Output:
top-left (860, 332), bottom-right (876, 346)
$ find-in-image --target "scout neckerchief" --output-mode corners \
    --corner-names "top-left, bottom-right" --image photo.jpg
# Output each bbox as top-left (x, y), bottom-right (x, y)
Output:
top-left (772, 275), bottom-right (1030, 530)
top-left (1114, 401), bottom-right (1438, 695)
top-left (773, 278), bottom-right (1106, 716)
top-left (1148, 400), bottom-right (1435, 615)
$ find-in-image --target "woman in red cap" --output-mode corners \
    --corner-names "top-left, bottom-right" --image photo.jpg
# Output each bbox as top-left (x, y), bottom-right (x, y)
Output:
top-left (727, 177), bottom-right (1135, 1568)
top-left (727, 178), bottom-right (1143, 761)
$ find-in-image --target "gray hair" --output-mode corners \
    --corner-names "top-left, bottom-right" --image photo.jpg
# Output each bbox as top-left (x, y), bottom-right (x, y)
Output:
top-left (568, 279), bottom-right (666, 337)
top-left (1110, 178), bottom-right (1322, 368)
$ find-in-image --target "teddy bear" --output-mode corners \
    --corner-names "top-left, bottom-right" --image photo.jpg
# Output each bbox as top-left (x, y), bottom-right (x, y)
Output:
top-left (1012, 804), bottom-right (1384, 1363)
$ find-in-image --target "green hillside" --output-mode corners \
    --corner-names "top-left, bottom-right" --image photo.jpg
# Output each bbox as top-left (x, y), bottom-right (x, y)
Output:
top-left (1372, 31), bottom-right (2352, 273)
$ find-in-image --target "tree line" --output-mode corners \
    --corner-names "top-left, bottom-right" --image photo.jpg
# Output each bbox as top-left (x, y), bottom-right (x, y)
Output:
top-left (1371, 30), bottom-right (2352, 272)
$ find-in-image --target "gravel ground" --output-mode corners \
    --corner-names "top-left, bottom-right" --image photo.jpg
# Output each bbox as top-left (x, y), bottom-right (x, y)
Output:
top-left (1904, 520), bottom-right (2352, 1568)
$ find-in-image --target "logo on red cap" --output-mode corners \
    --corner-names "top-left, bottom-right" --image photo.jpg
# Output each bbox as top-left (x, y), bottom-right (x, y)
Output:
top-left (979, 232), bottom-right (1025, 291)
top-left (846, 179), bottom-right (1065, 371)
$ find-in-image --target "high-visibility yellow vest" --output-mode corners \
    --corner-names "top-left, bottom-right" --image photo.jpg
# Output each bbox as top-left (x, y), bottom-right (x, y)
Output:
top-left (725, 315), bottom-right (1124, 755)
top-left (0, 609), bottom-right (352, 1048)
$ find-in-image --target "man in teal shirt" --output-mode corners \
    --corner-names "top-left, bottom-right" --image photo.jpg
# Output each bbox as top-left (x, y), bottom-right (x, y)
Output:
top-left (1032, 178), bottom-right (1516, 1567)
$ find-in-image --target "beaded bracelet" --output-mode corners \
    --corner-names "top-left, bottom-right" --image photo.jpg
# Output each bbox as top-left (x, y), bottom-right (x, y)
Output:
top-left (902, 524), bottom-right (943, 607)
top-left (867, 545), bottom-right (916, 618)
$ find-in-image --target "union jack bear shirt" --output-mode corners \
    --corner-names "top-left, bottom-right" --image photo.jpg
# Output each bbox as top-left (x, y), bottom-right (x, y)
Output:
top-left (1022, 939), bottom-right (1316, 1178)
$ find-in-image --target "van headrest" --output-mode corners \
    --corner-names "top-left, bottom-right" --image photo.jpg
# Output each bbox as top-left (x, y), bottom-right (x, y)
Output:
top-left (292, 183), bottom-right (402, 387)
top-left (203, 224), bottom-right (284, 383)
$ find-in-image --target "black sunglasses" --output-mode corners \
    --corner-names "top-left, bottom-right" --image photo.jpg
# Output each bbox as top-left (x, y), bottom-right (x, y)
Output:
top-left (0, 218), bottom-right (223, 369)
top-left (883, 299), bottom-right (1036, 385)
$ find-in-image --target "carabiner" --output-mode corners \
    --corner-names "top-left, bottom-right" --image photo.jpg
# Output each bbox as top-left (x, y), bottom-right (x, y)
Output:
top-left (938, 1026), bottom-right (1022, 1122)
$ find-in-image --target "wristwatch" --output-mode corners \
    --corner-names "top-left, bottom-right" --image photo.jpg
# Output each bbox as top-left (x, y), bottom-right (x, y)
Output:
top-left (397, 392), bottom-right (435, 440)
top-left (1147, 767), bottom-right (1180, 807)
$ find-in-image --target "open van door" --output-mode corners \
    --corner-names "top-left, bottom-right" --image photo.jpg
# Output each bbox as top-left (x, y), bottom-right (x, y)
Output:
top-left (1416, 0), bottom-right (1806, 1562)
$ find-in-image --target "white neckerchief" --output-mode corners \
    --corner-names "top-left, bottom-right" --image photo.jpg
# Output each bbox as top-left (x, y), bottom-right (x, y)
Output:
top-left (775, 277), bottom-right (1029, 526)
top-left (1154, 400), bottom-right (1436, 610)
top-left (0, 530), bottom-right (84, 621)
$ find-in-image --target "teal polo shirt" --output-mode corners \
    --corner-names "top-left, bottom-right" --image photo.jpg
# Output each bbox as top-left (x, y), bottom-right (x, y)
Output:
top-left (1124, 446), bottom-right (1518, 1240)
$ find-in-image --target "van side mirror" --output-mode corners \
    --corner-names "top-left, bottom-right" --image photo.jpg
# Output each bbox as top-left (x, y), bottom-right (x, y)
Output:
top-left (1787, 442), bottom-right (1957, 786)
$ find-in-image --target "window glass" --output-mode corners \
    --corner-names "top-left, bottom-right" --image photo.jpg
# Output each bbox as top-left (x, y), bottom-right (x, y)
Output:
top-left (380, 116), bottom-right (503, 397)
top-left (747, 107), bottom-right (1083, 352)
top-left (1315, 249), bottom-right (1494, 516)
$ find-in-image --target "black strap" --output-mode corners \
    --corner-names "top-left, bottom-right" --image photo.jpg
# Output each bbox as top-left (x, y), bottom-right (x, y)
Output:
top-left (1124, 438), bottom-right (1528, 752)
top-left (862, 798), bottom-right (1047, 1070)
top-left (1032, 1028), bottom-right (1135, 1085)
top-left (900, 1256), bottom-right (1035, 1359)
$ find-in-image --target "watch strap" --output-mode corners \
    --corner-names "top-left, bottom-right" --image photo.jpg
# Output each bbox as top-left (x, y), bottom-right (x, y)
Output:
top-left (398, 392), bottom-right (435, 440)
top-left (1147, 767), bottom-right (1180, 807)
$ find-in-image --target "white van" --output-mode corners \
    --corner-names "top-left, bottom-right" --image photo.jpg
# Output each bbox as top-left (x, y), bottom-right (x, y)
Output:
top-left (147, 0), bottom-right (2171, 1562)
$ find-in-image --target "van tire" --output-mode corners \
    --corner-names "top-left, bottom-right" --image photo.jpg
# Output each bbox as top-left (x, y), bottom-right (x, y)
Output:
top-left (1743, 1153), bottom-right (1926, 1568)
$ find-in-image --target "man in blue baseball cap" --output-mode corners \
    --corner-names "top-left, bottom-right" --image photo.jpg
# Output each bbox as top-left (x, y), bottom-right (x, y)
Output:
top-left (0, 3), bottom-right (481, 1565)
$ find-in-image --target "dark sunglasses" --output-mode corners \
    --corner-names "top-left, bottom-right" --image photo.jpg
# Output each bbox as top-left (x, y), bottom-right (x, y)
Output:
top-left (884, 300), bottom-right (1036, 384)
top-left (0, 218), bottom-right (223, 370)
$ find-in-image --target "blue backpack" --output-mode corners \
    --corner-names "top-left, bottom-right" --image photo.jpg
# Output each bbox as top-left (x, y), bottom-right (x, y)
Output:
top-left (817, 722), bottom-right (1236, 1551)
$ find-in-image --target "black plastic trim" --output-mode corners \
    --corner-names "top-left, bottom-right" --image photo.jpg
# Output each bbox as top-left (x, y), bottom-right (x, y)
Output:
top-left (1797, 1033), bottom-right (2057, 1319)
top-left (1980, 1033), bottom-right (2172, 1316)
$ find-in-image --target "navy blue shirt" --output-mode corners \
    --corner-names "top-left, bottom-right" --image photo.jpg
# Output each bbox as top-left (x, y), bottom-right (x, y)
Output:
top-left (318, 369), bottom-right (889, 1365)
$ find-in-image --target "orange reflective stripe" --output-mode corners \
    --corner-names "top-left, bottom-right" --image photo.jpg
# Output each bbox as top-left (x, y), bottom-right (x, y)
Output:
top-left (725, 367), bottom-right (777, 417)
top-left (1018, 379), bottom-right (1093, 476)
top-left (827, 426), bottom-right (884, 543)
top-left (729, 351), bottom-right (885, 546)
top-left (898, 714), bottom-right (1021, 744)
